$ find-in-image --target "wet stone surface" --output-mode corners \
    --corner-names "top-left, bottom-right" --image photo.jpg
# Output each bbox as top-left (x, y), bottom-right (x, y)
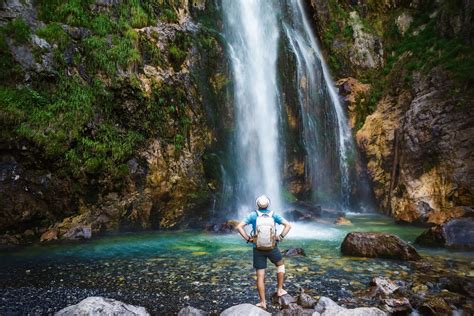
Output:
top-left (0, 215), bottom-right (473, 315)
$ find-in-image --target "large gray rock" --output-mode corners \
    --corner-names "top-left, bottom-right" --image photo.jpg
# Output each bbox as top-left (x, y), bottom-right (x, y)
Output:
top-left (55, 297), bottom-right (149, 315)
top-left (220, 304), bottom-right (270, 316)
top-left (178, 306), bottom-right (209, 316)
top-left (415, 217), bottom-right (474, 249)
top-left (314, 297), bottom-right (387, 316)
top-left (341, 232), bottom-right (421, 261)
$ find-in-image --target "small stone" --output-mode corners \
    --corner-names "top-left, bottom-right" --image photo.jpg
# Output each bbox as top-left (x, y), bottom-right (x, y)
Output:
top-left (334, 216), bottom-right (352, 225)
top-left (40, 229), bottom-right (58, 242)
top-left (220, 304), bottom-right (270, 316)
top-left (272, 293), bottom-right (297, 308)
top-left (177, 306), bottom-right (208, 316)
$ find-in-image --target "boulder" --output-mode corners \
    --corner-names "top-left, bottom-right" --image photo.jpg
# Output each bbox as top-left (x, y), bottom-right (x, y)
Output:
top-left (220, 303), bottom-right (270, 316)
top-left (314, 297), bottom-right (387, 315)
top-left (273, 305), bottom-right (316, 316)
top-left (178, 306), bottom-right (209, 316)
top-left (282, 248), bottom-right (306, 257)
top-left (415, 218), bottom-right (474, 249)
top-left (341, 232), bottom-right (421, 261)
top-left (55, 296), bottom-right (149, 315)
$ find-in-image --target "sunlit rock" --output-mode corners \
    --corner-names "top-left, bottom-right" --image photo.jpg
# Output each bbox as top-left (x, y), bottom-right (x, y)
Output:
top-left (396, 12), bottom-right (413, 36)
top-left (40, 229), bottom-right (58, 242)
top-left (220, 303), bottom-right (270, 316)
top-left (334, 217), bottom-right (352, 226)
top-left (178, 306), bottom-right (209, 316)
top-left (314, 296), bottom-right (387, 316)
top-left (55, 296), bottom-right (149, 316)
top-left (348, 11), bottom-right (384, 69)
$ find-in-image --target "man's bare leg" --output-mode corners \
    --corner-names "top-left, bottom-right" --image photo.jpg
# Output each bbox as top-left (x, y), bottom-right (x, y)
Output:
top-left (275, 260), bottom-right (287, 296)
top-left (256, 269), bottom-right (267, 309)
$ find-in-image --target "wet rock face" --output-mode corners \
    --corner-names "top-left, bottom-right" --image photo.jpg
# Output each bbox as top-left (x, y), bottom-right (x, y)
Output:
top-left (0, 0), bottom-right (223, 242)
top-left (55, 296), bottom-right (149, 316)
top-left (341, 232), bottom-right (421, 260)
top-left (0, 154), bottom-right (76, 234)
top-left (356, 68), bottom-right (474, 224)
top-left (415, 217), bottom-right (474, 249)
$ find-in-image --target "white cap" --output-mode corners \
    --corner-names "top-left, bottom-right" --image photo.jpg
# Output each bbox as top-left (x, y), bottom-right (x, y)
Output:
top-left (256, 195), bottom-right (270, 209)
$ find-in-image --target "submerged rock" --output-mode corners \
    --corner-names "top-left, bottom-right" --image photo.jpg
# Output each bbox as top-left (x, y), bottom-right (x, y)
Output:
top-left (282, 248), bottom-right (306, 257)
top-left (205, 220), bottom-right (238, 234)
top-left (220, 303), bottom-right (270, 316)
top-left (415, 217), bottom-right (474, 249)
top-left (341, 232), bottom-right (421, 261)
top-left (314, 296), bottom-right (387, 316)
top-left (55, 296), bottom-right (149, 315)
top-left (178, 306), bottom-right (209, 316)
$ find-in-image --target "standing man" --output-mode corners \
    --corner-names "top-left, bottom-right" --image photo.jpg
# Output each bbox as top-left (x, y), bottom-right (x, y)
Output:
top-left (236, 195), bottom-right (292, 310)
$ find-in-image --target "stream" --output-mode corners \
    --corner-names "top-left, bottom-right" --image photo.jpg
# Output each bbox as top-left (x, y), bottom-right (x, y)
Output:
top-left (1, 213), bottom-right (472, 315)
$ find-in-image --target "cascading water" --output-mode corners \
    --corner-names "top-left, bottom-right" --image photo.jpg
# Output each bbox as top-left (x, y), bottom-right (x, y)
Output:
top-left (222, 0), bottom-right (283, 215)
top-left (221, 0), bottom-right (366, 214)
top-left (282, 0), bottom-right (356, 209)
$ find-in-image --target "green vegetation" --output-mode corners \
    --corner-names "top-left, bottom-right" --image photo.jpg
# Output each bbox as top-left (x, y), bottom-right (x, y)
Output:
top-left (321, 0), bottom-right (474, 130)
top-left (0, 0), bottom-right (196, 184)
top-left (169, 31), bottom-right (192, 71)
top-left (1, 18), bottom-right (31, 44)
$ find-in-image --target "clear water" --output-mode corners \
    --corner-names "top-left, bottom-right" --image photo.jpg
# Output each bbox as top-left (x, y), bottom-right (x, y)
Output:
top-left (1, 214), bottom-right (472, 314)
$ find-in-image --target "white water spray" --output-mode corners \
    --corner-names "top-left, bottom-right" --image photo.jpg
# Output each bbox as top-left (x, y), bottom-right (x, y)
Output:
top-left (284, 0), bottom-right (355, 208)
top-left (223, 0), bottom-right (283, 215)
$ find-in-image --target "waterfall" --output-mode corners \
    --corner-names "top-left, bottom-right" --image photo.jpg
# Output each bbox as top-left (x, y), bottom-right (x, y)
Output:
top-left (282, 0), bottom-right (355, 209)
top-left (221, 0), bottom-right (359, 214)
top-left (222, 0), bottom-right (283, 214)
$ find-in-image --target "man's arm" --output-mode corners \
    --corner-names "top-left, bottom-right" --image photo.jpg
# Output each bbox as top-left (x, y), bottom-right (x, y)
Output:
top-left (236, 221), bottom-right (252, 242)
top-left (277, 220), bottom-right (292, 241)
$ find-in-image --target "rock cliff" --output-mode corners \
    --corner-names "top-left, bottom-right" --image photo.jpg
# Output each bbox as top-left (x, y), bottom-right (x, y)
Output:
top-left (0, 0), bottom-right (228, 244)
top-left (308, 0), bottom-right (474, 223)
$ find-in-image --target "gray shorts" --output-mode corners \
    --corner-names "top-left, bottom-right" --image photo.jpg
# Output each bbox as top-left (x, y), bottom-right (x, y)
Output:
top-left (253, 247), bottom-right (283, 269)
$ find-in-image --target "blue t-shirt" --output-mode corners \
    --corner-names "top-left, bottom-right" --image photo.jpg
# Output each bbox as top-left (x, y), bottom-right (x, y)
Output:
top-left (244, 209), bottom-right (285, 236)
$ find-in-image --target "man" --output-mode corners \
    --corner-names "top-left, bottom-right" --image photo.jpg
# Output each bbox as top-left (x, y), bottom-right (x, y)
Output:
top-left (236, 195), bottom-right (292, 310)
